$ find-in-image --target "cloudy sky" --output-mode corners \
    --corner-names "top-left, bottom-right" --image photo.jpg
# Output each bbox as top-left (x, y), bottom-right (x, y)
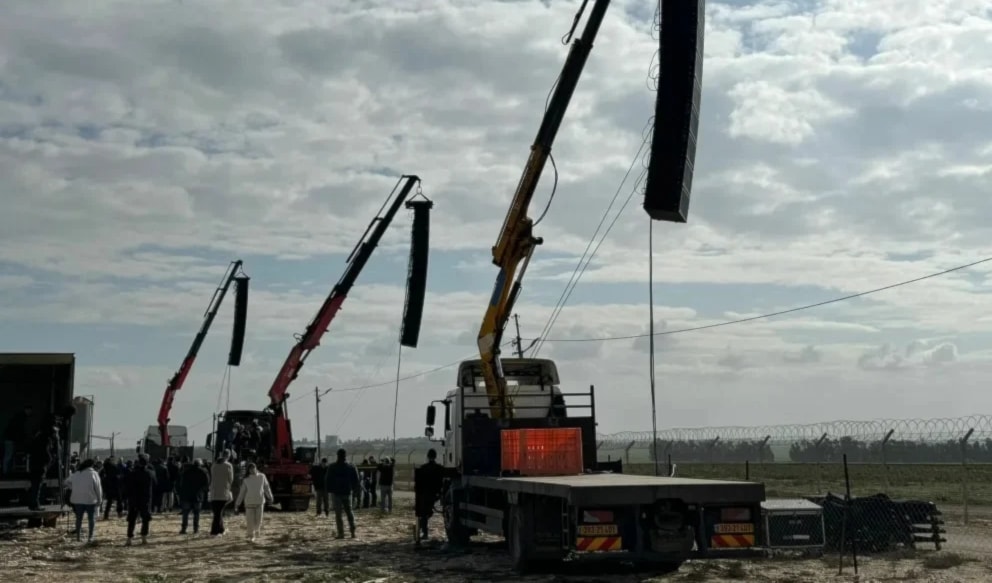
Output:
top-left (1, 0), bottom-right (991, 447)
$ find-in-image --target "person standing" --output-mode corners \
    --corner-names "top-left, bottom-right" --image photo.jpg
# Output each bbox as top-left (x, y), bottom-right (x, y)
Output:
top-left (414, 449), bottom-right (444, 540)
top-left (209, 450), bottom-right (234, 536)
top-left (377, 457), bottom-right (395, 513)
top-left (310, 458), bottom-right (330, 517)
top-left (26, 419), bottom-right (58, 511)
top-left (66, 459), bottom-right (102, 542)
top-left (124, 455), bottom-right (156, 546)
top-left (99, 456), bottom-right (123, 519)
top-left (178, 459), bottom-right (209, 535)
top-left (325, 448), bottom-right (359, 539)
top-left (235, 462), bottom-right (273, 543)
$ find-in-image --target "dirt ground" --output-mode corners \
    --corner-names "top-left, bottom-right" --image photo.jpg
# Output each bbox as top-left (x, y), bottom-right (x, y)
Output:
top-left (1, 496), bottom-right (990, 583)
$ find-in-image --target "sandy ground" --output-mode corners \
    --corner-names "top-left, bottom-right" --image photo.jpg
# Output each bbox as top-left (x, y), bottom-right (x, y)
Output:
top-left (1, 496), bottom-right (990, 583)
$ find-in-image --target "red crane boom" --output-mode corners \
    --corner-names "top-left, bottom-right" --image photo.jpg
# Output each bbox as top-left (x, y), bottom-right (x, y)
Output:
top-left (265, 176), bottom-right (422, 462)
top-left (157, 260), bottom-right (246, 448)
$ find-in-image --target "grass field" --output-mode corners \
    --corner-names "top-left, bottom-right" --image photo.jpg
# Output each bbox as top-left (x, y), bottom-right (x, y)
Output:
top-left (391, 460), bottom-right (992, 507)
top-left (627, 462), bottom-right (992, 507)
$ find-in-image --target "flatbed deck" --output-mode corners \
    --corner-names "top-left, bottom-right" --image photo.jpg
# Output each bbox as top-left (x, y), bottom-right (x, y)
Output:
top-left (0, 505), bottom-right (66, 526)
top-left (465, 473), bottom-right (765, 506)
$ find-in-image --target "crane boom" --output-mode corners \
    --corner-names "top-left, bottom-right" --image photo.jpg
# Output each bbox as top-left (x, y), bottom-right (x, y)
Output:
top-left (157, 259), bottom-right (245, 447)
top-left (477, 0), bottom-right (611, 419)
top-left (266, 175), bottom-right (421, 461)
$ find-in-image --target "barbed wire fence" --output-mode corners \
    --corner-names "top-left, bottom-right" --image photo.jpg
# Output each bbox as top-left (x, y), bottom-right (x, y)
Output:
top-left (341, 415), bottom-right (992, 559)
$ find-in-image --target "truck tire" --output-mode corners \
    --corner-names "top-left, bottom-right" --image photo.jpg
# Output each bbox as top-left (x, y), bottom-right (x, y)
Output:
top-left (443, 489), bottom-right (471, 546)
top-left (508, 504), bottom-right (535, 573)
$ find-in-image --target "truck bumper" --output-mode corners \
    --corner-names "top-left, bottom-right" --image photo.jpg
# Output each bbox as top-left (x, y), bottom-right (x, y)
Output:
top-left (566, 548), bottom-right (765, 562)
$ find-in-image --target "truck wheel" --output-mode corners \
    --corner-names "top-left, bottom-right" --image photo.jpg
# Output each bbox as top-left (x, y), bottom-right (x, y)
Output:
top-left (508, 504), bottom-right (534, 573)
top-left (443, 489), bottom-right (471, 546)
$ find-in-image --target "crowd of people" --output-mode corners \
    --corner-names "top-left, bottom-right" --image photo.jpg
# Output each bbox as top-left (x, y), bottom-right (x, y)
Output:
top-left (62, 449), bottom-right (271, 544)
top-left (58, 447), bottom-right (444, 545)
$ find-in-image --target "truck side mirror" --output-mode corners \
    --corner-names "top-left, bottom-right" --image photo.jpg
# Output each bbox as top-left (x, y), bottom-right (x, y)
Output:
top-left (206, 433), bottom-right (214, 450)
top-left (426, 405), bottom-right (436, 427)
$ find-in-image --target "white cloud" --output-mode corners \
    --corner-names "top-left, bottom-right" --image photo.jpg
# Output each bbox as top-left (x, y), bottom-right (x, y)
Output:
top-left (2, 0), bottom-right (992, 442)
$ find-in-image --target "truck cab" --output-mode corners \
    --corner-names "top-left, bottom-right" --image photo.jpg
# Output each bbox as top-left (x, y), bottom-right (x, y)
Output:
top-left (139, 424), bottom-right (193, 461)
top-left (427, 358), bottom-right (570, 470)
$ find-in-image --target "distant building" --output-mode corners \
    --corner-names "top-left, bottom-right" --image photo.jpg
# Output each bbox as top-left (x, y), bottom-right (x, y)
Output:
top-left (324, 435), bottom-right (341, 448)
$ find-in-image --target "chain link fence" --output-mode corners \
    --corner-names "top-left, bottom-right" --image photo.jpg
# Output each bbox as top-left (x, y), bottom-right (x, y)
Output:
top-left (343, 414), bottom-right (992, 559)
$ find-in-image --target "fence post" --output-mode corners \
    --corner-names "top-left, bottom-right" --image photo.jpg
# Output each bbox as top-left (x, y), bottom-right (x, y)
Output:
top-left (708, 437), bottom-right (720, 464)
top-left (407, 450), bottom-right (415, 464)
top-left (881, 429), bottom-right (894, 490)
top-left (961, 428), bottom-right (974, 525)
top-left (624, 440), bottom-right (635, 465)
top-left (815, 433), bottom-right (828, 494)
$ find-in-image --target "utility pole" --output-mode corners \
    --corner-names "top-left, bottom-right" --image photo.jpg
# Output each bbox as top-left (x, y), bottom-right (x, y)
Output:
top-left (315, 386), bottom-right (322, 459)
top-left (513, 314), bottom-right (524, 358)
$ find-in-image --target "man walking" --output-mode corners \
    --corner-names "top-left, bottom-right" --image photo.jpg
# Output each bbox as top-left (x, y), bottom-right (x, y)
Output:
top-left (209, 450), bottom-right (234, 536)
top-left (124, 455), bottom-right (156, 546)
top-left (311, 458), bottom-right (330, 517)
top-left (178, 459), bottom-right (209, 535)
top-left (99, 456), bottom-right (124, 519)
top-left (325, 448), bottom-right (359, 539)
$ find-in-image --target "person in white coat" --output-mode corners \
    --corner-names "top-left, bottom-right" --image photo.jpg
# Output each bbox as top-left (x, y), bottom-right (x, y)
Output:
top-left (66, 459), bottom-right (103, 542)
top-left (234, 462), bottom-right (273, 543)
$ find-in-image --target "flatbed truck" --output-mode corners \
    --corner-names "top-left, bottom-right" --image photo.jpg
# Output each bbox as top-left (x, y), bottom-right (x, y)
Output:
top-left (417, 0), bottom-right (762, 572)
top-left (422, 359), bottom-right (765, 572)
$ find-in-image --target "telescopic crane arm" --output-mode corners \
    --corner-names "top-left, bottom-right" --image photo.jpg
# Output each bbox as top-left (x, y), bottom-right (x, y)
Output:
top-left (158, 259), bottom-right (245, 447)
top-left (266, 175), bottom-right (422, 461)
top-left (477, 0), bottom-right (611, 420)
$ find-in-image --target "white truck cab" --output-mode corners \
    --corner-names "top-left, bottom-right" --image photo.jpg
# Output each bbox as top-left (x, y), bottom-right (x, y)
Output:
top-left (426, 358), bottom-right (566, 469)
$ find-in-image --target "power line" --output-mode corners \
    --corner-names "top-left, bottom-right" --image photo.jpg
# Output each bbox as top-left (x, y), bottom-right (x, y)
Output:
top-left (181, 256), bottom-right (991, 421)
top-left (534, 123), bottom-right (654, 356)
top-left (537, 255), bottom-right (992, 342)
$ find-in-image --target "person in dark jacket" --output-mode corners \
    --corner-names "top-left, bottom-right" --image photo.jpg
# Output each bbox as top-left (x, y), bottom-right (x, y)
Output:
top-left (177, 459), bottom-right (209, 534)
top-left (26, 420), bottom-right (58, 511)
top-left (377, 457), bottom-right (395, 513)
top-left (310, 458), bottom-right (330, 517)
top-left (414, 449), bottom-right (444, 540)
top-left (324, 448), bottom-right (359, 539)
top-left (99, 456), bottom-right (124, 519)
top-left (363, 456), bottom-right (378, 509)
top-left (124, 455), bottom-right (157, 545)
top-left (166, 457), bottom-right (181, 510)
top-left (151, 459), bottom-right (170, 513)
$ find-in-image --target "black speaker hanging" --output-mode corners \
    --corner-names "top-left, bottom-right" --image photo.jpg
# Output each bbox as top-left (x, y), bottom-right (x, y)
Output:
top-left (228, 275), bottom-right (249, 366)
top-left (400, 199), bottom-right (432, 348)
top-left (644, 0), bottom-right (706, 223)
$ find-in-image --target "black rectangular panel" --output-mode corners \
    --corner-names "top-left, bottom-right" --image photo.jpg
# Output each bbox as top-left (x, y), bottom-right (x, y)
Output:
top-left (644, 0), bottom-right (705, 223)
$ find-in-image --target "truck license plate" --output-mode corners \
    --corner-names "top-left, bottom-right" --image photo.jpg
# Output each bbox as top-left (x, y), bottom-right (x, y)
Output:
top-left (578, 524), bottom-right (618, 536)
top-left (714, 523), bottom-right (754, 534)
top-left (292, 484), bottom-right (311, 494)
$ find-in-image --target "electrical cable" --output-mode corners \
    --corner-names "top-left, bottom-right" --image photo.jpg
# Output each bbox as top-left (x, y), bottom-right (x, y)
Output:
top-left (532, 121), bottom-right (654, 356)
top-left (538, 255), bottom-right (992, 342)
top-left (533, 5), bottom-right (663, 354)
top-left (182, 255), bottom-right (988, 428)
